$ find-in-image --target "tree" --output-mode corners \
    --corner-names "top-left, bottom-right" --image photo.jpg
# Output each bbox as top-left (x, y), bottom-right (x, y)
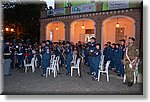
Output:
top-left (2, 1), bottom-right (47, 44)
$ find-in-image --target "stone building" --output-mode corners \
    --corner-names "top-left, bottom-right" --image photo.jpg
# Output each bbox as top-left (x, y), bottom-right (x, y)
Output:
top-left (40, 0), bottom-right (143, 57)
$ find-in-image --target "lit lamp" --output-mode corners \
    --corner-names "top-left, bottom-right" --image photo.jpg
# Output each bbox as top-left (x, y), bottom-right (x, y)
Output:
top-left (5, 28), bottom-right (9, 31)
top-left (56, 22), bottom-right (58, 30)
top-left (11, 28), bottom-right (14, 32)
top-left (82, 25), bottom-right (85, 29)
top-left (56, 27), bottom-right (58, 30)
top-left (116, 18), bottom-right (119, 27)
top-left (82, 20), bottom-right (85, 29)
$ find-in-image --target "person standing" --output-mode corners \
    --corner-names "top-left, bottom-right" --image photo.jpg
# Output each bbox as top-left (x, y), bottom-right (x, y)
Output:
top-left (92, 44), bottom-right (101, 81)
top-left (3, 41), bottom-right (11, 76)
top-left (118, 39), bottom-right (126, 77)
top-left (17, 42), bottom-right (24, 68)
top-left (89, 37), bottom-right (96, 75)
top-left (41, 43), bottom-right (51, 77)
top-left (123, 37), bottom-right (139, 87)
top-left (64, 42), bottom-right (73, 76)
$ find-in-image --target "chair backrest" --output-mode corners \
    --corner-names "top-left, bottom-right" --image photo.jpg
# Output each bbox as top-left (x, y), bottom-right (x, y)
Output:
top-left (56, 56), bottom-right (60, 61)
top-left (50, 55), bottom-right (56, 63)
top-left (24, 60), bottom-right (26, 66)
top-left (75, 58), bottom-right (81, 67)
top-left (135, 59), bottom-right (140, 71)
top-left (51, 60), bottom-right (57, 68)
top-left (31, 58), bottom-right (35, 65)
top-left (105, 61), bottom-right (111, 71)
top-left (99, 55), bottom-right (104, 70)
top-left (72, 54), bottom-right (77, 64)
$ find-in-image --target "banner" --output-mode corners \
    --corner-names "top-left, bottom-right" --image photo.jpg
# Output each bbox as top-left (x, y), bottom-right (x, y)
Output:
top-left (71, 3), bottom-right (95, 14)
top-left (47, 8), bottom-right (65, 16)
top-left (108, 0), bottom-right (129, 10)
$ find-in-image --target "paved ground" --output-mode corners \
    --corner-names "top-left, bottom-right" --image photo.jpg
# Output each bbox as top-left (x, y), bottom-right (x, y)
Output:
top-left (3, 64), bottom-right (143, 95)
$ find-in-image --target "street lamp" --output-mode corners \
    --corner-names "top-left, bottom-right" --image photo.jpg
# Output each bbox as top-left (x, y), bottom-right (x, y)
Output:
top-left (11, 28), bottom-right (14, 32)
top-left (5, 28), bottom-right (9, 31)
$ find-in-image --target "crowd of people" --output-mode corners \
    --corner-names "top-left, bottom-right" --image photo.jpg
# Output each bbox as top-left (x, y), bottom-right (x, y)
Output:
top-left (3, 36), bottom-right (139, 87)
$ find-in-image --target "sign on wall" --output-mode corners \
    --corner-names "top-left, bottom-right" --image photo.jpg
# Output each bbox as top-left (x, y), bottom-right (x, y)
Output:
top-left (71, 3), bottom-right (95, 14)
top-left (47, 8), bottom-right (65, 16)
top-left (108, 0), bottom-right (129, 10)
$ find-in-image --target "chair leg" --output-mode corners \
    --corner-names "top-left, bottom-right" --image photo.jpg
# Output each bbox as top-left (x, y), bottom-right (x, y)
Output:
top-left (32, 66), bottom-right (35, 72)
top-left (107, 72), bottom-right (109, 82)
top-left (134, 72), bottom-right (136, 84)
top-left (49, 69), bottom-right (50, 75)
top-left (123, 74), bottom-right (126, 83)
top-left (98, 71), bottom-right (100, 81)
top-left (71, 68), bottom-right (73, 76)
top-left (54, 70), bottom-right (56, 77)
top-left (25, 67), bottom-right (27, 73)
top-left (78, 67), bottom-right (80, 76)
top-left (46, 69), bottom-right (48, 77)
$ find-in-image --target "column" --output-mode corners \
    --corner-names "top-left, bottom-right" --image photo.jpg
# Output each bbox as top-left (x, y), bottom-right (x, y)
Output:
top-left (64, 22), bottom-right (71, 41)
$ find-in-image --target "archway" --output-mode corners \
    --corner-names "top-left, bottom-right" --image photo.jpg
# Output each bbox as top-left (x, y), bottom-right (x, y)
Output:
top-left (70, 19), bottom-right (95, 44)
top-left (101, 16), bottom-right (135, 50)
top-left (46, 21), bottom-right (65, 42)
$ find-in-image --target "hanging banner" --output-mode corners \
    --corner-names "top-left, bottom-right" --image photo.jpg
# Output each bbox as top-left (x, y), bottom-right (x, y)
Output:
top-left (108, 0), bottom-right (129, 10)
top-left (47, 8), bottom-right (65, 16)
top-left (71, 3), bottom-right (95, 14)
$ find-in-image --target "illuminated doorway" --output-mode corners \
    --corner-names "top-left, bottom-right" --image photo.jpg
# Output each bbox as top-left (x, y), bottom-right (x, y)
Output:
top-left (46, 21), bottom-right (65, 42)
top-left (70, 19), bottom-right (95, 43)
top-left (102, 16), bottom-right (135, 50)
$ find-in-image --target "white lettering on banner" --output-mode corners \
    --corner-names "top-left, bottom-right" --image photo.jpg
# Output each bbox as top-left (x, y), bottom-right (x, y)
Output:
top-left (47, 8), bottom-right (65, 16)
top-left (71, 3), bottom-right (95, 14)
top-left (108, 0), bottom-right (129, 10)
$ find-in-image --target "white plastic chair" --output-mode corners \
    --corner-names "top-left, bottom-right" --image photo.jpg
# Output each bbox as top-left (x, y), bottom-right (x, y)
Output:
top-left (71, 54), bottom-right (77, 65)
top-left (98, 61), bottom-right (111, 82)
top-left (123, 59), bottom-right (140, 83)
top-left (99, 55), bottom-right (104, 70)
top-left (50, 55), bottom-right (56, 64)
top-left (46, 60), bottom-right (57, 77)
top-left (24, 58), bottom-right (35, 73)
top-left (55, 56), bottom-right (60, 73)
top-left (71, 58), bottom-right (81, 76)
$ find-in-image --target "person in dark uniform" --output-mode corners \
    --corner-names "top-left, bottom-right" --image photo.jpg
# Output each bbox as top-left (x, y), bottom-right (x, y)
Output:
top-left (89, 37), bottom-right (96, 75)
top-left (41, 44), bottom-right (51, 77)
top-left (17, 42), bottom-right (24, 68)
top-left (3, 40), bottom-right (11, 76)
top-left (103, 42), bottom-right (112, 65)
top-left (110, 43), bottom-right (115, 70)
top-left (64, 42), bottom-right (73, 76)
top-left (114, 44), bottom-right (122, 74)
top-left (27, 44), bottom-right (33, 63)
top-left (118, 39), bottom-right (126, 77)
top-left (87, 42), bottom-right (91, 67)
top-left (92, 43), bottom-right (101, 81)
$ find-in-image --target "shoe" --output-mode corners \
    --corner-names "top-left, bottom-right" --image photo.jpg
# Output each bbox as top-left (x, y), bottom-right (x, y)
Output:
top-left (127, 82), bottom-right (133, 87)
top-left (66, 73), bottom-right (71, 76)
top-left (41, 74), bottom-right (46, 77)
top-left (4, 74), bottom-right (11, 76)
top-left (123, 81), bottom-right (128, 85)
top-left (92, 77), bottom-right (98, 81)
top-left (117, 74), bottom-right (124, 77)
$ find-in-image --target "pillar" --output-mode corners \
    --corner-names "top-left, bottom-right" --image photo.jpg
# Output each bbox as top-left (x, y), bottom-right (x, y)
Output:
top-left (64, 22), bottom-right (71, 41)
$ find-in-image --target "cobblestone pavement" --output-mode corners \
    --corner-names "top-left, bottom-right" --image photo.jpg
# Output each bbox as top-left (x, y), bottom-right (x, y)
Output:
top-left (3, 64), bottom-right (143, 95)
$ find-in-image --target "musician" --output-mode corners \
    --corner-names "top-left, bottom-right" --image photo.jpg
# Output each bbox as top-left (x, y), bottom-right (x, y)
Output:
top-left (123, 37), bottom-right (139, 87)
top-left (64, 42), bottom-right (73, 76)
top-left (92, 44), bottom-right (101, 81)
top-left (3, 40), bottom-right (11, 76)
top-left (89, 37), bottom-right (96, 75)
